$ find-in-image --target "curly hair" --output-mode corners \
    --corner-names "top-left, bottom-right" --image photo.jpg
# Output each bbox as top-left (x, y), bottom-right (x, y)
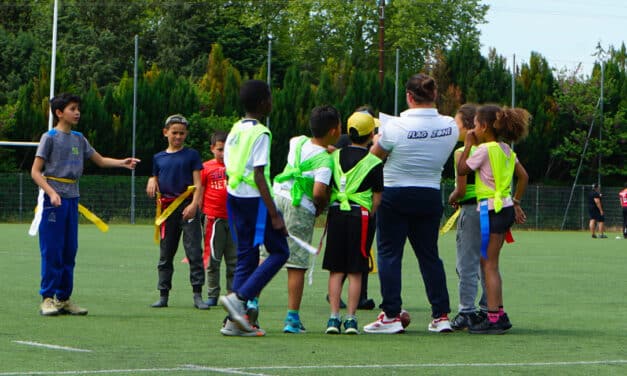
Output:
top-left (476, 104), bottom-right (530, 143)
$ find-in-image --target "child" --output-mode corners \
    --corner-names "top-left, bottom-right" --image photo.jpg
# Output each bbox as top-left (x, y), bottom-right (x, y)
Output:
top-left (447, 104), bottom-right (487, 330)
top-left (200, 131), bottom-right (236, 306)
top-left (457, 104), bottom-right (529, 334)
top-left (31, 93), bottom-right (139, 316)
top-left (146, 114), bottom-right (208, 310)
top-left (323, 111), bottom-right (383, 334)
top-left (219, 80), bottom-right (290, 337)
top-left (272, 105), bottom-right (341, 333)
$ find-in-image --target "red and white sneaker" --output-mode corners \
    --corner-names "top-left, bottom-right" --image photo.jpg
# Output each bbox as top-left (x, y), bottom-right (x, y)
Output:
top-left (428, 315), bottom-right (453, 333)
top-left (363, 312), bottom-right (405, 334)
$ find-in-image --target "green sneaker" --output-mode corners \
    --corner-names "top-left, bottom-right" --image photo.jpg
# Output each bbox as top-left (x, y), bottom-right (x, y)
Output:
top-left (326, 317), bottom-right (341, 334)
top-left (343, 318), bottom-right (359, 334)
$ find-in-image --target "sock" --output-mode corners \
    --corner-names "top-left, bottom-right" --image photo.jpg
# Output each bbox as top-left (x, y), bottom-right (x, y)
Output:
top-left (345, 314), bottom-right (357, 321)
top-left (498, 306), bottom-right (505, 316)
top-left (330, 312), bottom-right (341, 320)
top-left (287, 310), bottom-right (300, 321)
top-left (247, 297), bottom-right (259, 310)
top-left (488, 311), bottom-right (499, 323)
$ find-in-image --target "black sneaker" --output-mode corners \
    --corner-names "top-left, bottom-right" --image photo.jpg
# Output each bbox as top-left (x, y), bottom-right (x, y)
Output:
top-left (357, 298), bottom-right (376, 310)
top-left (499, 312), bottom-right (512, 331)
top-left (468, 316), bottom-right (505, 335)
top-left (450, 312), bottom-right (478, 331)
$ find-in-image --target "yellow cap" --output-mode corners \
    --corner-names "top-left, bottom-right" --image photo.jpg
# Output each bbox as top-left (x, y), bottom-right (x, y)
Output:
top-left (347, 112), bottom-right (375, 136)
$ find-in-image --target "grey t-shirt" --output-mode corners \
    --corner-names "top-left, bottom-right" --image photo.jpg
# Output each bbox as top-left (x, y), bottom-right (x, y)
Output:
top-left (35, 129), bottom-right (95, 198)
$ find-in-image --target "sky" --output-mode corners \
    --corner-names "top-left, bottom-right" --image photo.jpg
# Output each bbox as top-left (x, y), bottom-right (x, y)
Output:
top-left (478, 0), bottom-right (627, 76)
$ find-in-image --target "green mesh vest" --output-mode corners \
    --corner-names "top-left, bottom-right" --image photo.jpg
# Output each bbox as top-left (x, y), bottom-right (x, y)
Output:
top-left (330, 150), bottom-right (382, 212)
top-left (225, 119), bottom-right (272, 192)
top-left (474, 141), bottom-right (516, 213)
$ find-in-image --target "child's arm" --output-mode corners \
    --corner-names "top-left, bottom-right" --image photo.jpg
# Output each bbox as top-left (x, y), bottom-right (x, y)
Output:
top-left (448, 149), bottom-right (467, 205)
top-left (457, 130), bottom-right (478, 176)
top-left (182, 170), bottom-right (203, 221)
top-left (31, 156), bottom-right (61, 207)
top-left (312, 182), bottom-right (330, 217)
top-left (146, 176), bottom-right (159, 198)
top-left (513, 161), bottom-right (528, 224)
top-left (254, 166), bottom-right (287, 235)
top-left (371, 191), bottom-right (382, 215)
top-left (90, 151), bottom-right (140, 169)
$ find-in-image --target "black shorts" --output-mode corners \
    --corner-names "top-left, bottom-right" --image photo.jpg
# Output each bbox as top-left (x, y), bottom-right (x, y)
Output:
top-left (488, 206), bottom-right (515, 234)
top-left (589, 209), bottom-right (604, 222)
top-left (322, 206), bottom-right (374, 273)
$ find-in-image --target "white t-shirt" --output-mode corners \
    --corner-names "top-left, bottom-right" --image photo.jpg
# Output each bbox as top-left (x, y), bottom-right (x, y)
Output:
top-left (377, 108), bottom-right (458, 188)
top-left (274, 137), bottom-right (332, 215)
top-left (224, 121), bottom-right (270, 198)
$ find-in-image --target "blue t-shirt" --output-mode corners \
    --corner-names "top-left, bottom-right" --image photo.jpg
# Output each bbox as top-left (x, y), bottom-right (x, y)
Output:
top-left (152, 148), bottom-right (203, 198)
top-left (35, 129), bottom-right (95, 198)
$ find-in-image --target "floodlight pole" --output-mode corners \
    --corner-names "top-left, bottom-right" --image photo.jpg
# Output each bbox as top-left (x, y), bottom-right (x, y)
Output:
top-left (394, 48), bottom-right (399, 115)
top-left (378, 0), bottom-right (385, 86)
top-left (598, 61), bottom-right (604, 187)
top-left (131, 35), bottom-right (138, 224)
top-left (266, 35), bottom-right (272, 129)
top-left (48, 0), bottom-right (59, 130)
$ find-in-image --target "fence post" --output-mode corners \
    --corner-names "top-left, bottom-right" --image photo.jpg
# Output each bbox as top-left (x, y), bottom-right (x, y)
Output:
top-left (581, 185), bottom-right (585, 230)
top-left (19, 172), bottom-right (23, 222)
top-left (535, 185), bottom-right (539, 230)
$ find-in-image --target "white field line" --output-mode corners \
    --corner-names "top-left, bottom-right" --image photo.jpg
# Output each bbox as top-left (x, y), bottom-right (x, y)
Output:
top-left (12, 340), bottom-right (92, 353)
top-left (0, 360), bottom-right (626, 376)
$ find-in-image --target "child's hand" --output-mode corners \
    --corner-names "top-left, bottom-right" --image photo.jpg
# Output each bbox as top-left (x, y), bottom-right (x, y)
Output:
top-left (49, 192), bottom-right (62, 207)
top-left (464, 130), bottom-right (478, 147)
top-left (122, 158), bottom-right (140, 169)
top-left (271, 213), bottom-right (288, 236)
top-left (514, 205), bottom-right (526, 224)
top-left (182, 203), bottom-right (197, 221)
top-left (146, 177), bottom-right (159, 198)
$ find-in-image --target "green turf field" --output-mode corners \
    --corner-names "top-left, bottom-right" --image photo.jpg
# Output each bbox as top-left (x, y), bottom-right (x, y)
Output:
top-left (1, 223), bottom-right (626, 375)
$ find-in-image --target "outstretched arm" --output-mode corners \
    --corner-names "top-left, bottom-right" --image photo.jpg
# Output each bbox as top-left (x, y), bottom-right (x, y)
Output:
top-left (90, 151), bottom-right (140, 169)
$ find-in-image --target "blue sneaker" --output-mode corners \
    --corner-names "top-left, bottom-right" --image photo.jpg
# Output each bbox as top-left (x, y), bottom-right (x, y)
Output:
top-left (246, 299), bottom-right (259, 328)
top-left (283, 317), bottom-right (306, 334)
top-left (326, 317), bottom-right (341, 334)
top-left (205, 297), bottom-right (218, 307)
top-left (343, 318), bottom-right (359, 334)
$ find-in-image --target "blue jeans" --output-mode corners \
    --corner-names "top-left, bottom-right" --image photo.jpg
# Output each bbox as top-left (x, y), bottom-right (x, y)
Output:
top-left (376, 187), bottom-right (450, 318)
top-left (228, 194), bottom-right (289, 300)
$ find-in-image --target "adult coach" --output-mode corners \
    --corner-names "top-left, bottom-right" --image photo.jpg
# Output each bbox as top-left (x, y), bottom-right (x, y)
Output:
top-left (364, 73), bottom-right (458, 334)
top-left (589, 183), bottom-right (607, 238)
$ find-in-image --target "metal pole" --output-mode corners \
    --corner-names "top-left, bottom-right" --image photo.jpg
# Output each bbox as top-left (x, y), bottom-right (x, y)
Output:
top-left (19, 172), bottom-right (24, 222)
top-left (394, 48), bottom-right (399, 115)
top-left (535, 185), bottom-right (539, 230)
top-left (581, 185), bottom-right (585, 230)
top-left (266, 35), bottom-right (272, 128)
top-left (378, 1), bottom-right (385, 86)
top-left (511, 54), bottom-right (516, 108)
top-left (598, 62), bottom-right (604, 187)
top-left (131, 35), bottom-right (138, 224)
top-left (48, 0), bottom-right (59, 130)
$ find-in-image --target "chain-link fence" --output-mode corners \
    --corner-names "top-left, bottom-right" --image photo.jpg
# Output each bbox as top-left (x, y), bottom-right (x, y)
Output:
top-left (0, 173), bottom-right (623, 230)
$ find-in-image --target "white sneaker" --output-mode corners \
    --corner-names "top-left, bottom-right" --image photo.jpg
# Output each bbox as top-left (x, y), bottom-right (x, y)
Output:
top-left (219, 293), bottom-right (254, 332)
top-left (39, 298), bottom-right (59, 316)
top-left (363, 312), bottom-right (404, 334)
top-left (428, 316), bottom-right (453, 333)
top-left (220, 318), bottom-right (265, 337)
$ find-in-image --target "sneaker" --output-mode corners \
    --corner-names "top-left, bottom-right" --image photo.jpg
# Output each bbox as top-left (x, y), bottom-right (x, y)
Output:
top-left (219, 293), bottom-right (254, 332)
top-left (325, 317), bottom-right (342, 334)
top-left (220, 317), bottom-right (265, 337)
top-left (499, 312), bottom-right (513, 331)
top-left (151, 297), bottom-right (168, 308)
top-left (468, 316), bottom-right (505, 335)
top-left (39, 297), bottom-right (59, 316)
top-left (592, 234), bottom-right (597, 238)
top-left (599, 234), bottom-right (608, 239)
top-left (363, 312), bottom-right (404, 334)
top-left (55, 299), bottom-right (88, 316)
top-left (193, 293), bottom-right (210, 310)
top-left (428, 315), bottom-right (452, 333)
top-left (450, 311), bottom-right (479, 331)
top-left (357, 298), bottom-right (376, 310)
top-left (343, 318), bottom-right (359, 335)
top-left (246, 299), bottom-right (259, 328)
top-left (283, 317), bottom-right (306, 334)
top-left (205, 297), bottom-right (218, 307)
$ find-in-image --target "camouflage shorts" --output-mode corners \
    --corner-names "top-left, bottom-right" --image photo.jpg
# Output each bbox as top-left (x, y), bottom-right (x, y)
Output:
top-left (260, 195), bottom-right (315, 269)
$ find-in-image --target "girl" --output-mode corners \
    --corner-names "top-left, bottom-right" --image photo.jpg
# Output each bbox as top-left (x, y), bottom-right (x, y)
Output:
top-left (457, 104), bottom-right (529, 334)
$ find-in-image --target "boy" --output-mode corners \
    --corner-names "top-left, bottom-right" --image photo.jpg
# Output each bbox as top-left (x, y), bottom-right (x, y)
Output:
top-left (272, 105), bottom-right (341, 333)
top-left (146, 114), bottom-right (208, 310)
top-left (200, 131), bottom-right (236, 306)
top-left (219, 80), bottom-right (290, 337)
top-left (323, 111), bottom-right (383, 334)
top-left (31, 92), bottom-right (139, 316)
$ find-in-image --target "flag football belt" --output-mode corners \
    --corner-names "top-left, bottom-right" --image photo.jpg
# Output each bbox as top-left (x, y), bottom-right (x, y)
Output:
top-left (154, 186), bottom-right (196, 243)
top-left (479, 199), bottom-right (515, 259)
top-left (28, 176), bottom-right (109, 236)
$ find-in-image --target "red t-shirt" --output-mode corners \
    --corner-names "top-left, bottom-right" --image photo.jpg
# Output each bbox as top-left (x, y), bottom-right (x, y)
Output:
top-left (201, 159), bottom-right (228, 218)
top-left (619, 189), bottom-right (627, 208)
